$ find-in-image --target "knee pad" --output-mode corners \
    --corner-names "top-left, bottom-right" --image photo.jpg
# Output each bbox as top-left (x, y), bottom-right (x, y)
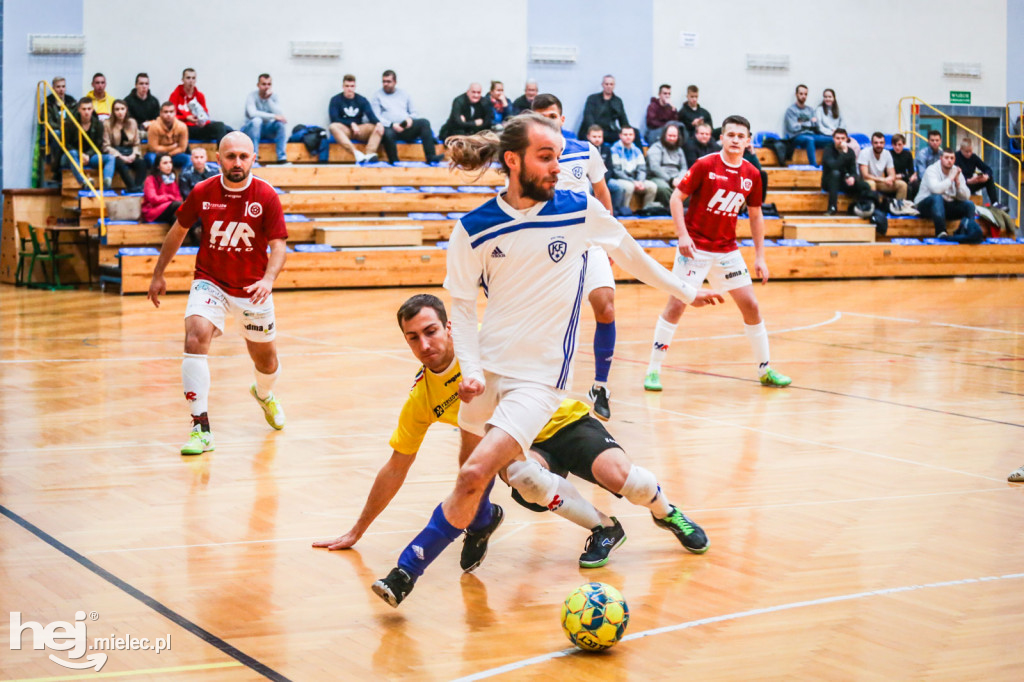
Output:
top-left (619, 465), bottom-right (659, 506)
top-left (506, 459), bottom-right (559, 508)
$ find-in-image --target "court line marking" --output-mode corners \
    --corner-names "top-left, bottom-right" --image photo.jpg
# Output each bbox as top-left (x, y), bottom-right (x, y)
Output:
top-left (616, 311), bottom-right (843, 345)
top-left (841, 311), bottom-right (1024, 336)
top-left (0, 346), bottom-right (414, 366)
top-left (6, 661), bottom-right (243, 682)
top-left (0, 505), bottom-right (291, 682)
top-left (452, 571), bottom-right (1024, 681)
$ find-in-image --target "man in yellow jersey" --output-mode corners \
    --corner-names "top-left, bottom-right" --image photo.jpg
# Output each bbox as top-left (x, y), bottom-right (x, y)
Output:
top-left (314, 294), bottom-right (708, 571)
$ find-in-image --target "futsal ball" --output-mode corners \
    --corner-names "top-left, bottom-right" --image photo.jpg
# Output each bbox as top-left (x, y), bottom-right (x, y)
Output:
top-left (561, 582), bottom-right (630, 651)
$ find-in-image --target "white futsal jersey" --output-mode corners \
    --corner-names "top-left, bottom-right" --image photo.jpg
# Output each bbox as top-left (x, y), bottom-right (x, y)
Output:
top-left (556, 137), bottom-right (606, 193)
top-left (445, 191), bottom-right (627, 389)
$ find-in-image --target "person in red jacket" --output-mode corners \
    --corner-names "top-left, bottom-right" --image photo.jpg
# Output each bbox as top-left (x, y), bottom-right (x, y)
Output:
top-left (141, 153), bottom-right (183, 223)
top-left (645, 84), bottom-right (678, 144)
top-left (169, 68), bottom-right (230, 143)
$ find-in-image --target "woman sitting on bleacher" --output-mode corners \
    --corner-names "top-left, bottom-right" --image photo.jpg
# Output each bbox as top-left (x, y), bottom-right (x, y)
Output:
top-left (141, 153), bottom-right (183, 224)
top-left (103, 100), bottom-right (147, 194)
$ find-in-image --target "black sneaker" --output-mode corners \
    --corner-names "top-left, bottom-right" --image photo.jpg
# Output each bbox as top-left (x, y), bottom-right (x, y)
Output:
top-left (372, 567), bottom-right (416, 607)
top-left (826, 205), bottom-right (838, 216)
top-left (652, 505), bottom-right (709, 554)
top-left (587, 384), bottom-right (611, 421)
top-left (460, 504), bottom-right (504, 572)
top-left (579, 518), bottom-right (626, 568)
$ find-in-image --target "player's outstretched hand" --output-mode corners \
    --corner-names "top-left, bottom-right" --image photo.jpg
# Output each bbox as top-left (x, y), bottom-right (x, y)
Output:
top-left (690, 289), bottom-right (725, 307)
top-left (147, 276), bottom-right (166, 308)
top-left (244, 277), bottom-right (274, 305)
top-left (312, 530), bottom-right (360, 551)
top-left (755, 257), bottom-right (770, 284)
top-left (458, 377), bottom-right (485, 403)
top-left (677, 234), bottom-right (696, 260)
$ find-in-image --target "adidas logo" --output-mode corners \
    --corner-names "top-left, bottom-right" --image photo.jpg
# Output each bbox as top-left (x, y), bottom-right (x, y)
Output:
top-left (412, 545), bottom-right (424, 560)
top-left (490, 246), bottom-right (506, 258)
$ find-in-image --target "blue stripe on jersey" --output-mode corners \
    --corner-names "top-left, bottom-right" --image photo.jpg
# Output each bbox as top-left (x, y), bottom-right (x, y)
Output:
top-left (460, 198), bottom-right (513, 237)
top-left (469, 216), bottom-right (585, 249)
top-left (559, 152), bottom-right (589, 162)
top-left (560, 138), bottom-right (589, 158)
top-left (538, 190), bottom-right (588, 216)
top-left (557, 250), bottom-right (589, 390)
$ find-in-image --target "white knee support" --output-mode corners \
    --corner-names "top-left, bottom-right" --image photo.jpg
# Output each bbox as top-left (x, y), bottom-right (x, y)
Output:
top-left (619, 465), bottom-right (660, 506)
top-left (506, 459), bottom-right (559, 508)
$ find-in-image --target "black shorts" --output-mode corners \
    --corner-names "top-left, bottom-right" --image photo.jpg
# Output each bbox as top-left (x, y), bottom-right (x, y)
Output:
top-left (511, 414), bottom-right (622, 513)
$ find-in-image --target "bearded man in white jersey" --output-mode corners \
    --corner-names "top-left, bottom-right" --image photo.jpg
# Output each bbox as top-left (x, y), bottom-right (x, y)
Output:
top-left (371, 111), bottom-right (723, 607)
top-left (531, 93), bottom-right (618, 420)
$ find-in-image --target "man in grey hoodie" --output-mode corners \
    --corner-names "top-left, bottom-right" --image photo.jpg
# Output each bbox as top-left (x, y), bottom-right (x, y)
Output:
top-left (646, 123), bottom-right (687, 205)
top-left (783, 84), bottom-right (831, 167)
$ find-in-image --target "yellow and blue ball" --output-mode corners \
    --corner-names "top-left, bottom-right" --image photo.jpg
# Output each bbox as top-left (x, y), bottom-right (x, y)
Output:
top-left (561, 582), bottom-right (630, 651)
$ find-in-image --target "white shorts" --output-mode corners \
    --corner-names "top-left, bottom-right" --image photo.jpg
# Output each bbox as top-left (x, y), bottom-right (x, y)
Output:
top-left (671, 247), bottom-right (752, 293)
top-left (184, 279), bottom-right (277, 343)
top-left (457, 371), bottom-right (566, 456)
top-left (583, 246), bottom-right (616, 296)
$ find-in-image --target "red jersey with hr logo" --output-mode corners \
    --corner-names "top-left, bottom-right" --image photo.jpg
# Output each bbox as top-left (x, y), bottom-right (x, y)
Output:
top-left (676, 152), bottom-right (762, 253)
top-left (176, 175), bottom-right (287, 297)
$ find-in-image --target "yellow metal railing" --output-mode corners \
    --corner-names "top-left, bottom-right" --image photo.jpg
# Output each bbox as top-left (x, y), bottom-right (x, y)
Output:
top-left (1007, 101), bottom-right (1023, 152)
top-left (899, 95), bottom-right (1020, 229)
top-left (36, 80), bottom-right (107, 234)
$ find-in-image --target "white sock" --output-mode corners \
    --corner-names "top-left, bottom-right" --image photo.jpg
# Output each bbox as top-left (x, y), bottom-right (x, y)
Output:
top-left (593, 380), bottom-right (607, 389)
top-left (507, 459), bottom-right (605, 530)
top-left (647, 316), bottom-right (678, 374)
top-left (744, 321), bottom-right (771, 377)
top-left (548, 476), bottom-right (606, 530)
top-left (254, 364), bottom-right (279, 400)
top-left (182, 353), bottom-right (210, 416)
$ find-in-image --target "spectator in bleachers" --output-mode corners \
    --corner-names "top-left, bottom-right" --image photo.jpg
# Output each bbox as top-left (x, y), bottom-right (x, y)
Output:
top-left (588, 124), bottom-right (626, 215)
top-left (646, 122), bottom-right (687, 205)
top-left (610, 125), bottom-right (656, 212)
top-left (125, 73), bottom-right (160, 135)
top-left (439, 83), bottom-right (492, 141)
top-left (241, 73), bottom-right (288, 163)
top-left (371, 70), bottom-right (443, 165)
top-left (512, 79), bottom-right (538, 112)
top-left (64, 98), bottom-right (115, 188)
top-left (42, 77), bottom-right (77, 183)
top-left (814, 88), bottom-right (859, 155)
top-left (858, 131), bottom-right (908, 203)
top-left (677, 85), bottom-right (712, 139)
top-left (578, 75), bottom-right (629, 143)
top-left (170, 68), bottom-right (230, 143)
top-left (890, 133), bottom-right (918, 198)
top-left (86, 73), bottom-right (113, 120)
top-left (682, 122), bottom-right (720, 167)
top-left (484, 81), bottom-right (515, 130)
top-left (956, 138), bottom-right (1002, 208)
top-left (821, 128), bottom-right (870, 215)
top-left (645, 84), bottom-right (678, 145)
top-left (145, 102), bottom-right (190, 169)
top-left (915, 147), bottom-right (979, 241)
top-left (179, 147), bottom-right (219, 199)
top-left (142, 153), bottom-right (183, 224)
top-left (784, 84), bottom-right (831, 167)
top-left (328, 74), bottom-right (383, 164)
top-left (914, 130), bottom-right (944, 181)
top-left (102, 99), bottom-right (146, 193)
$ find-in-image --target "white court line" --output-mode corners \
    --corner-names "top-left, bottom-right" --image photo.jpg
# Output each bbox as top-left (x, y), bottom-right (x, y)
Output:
top-left (452, 571), bottom-right (1024, 681)
top-left (616, 312), bottom-right (842, 345)
top-left (0, 431), bottom-right (396, 455)
top-left (0, 347), bottom-right (413, 365)
top-left (841, 311), bottom-right (1024, 336)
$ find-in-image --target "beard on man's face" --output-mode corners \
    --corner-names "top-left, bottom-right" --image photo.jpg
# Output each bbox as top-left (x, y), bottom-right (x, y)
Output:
top-left (518, 165), bottom-right (555, 202)
top-left (227, 167), bottom-right (248, 182)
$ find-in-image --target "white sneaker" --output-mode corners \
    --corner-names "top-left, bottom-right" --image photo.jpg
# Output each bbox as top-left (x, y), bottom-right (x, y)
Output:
top-left (353, 150), bottom-right (367, 163)
top-left (365, 152), bottom-right (379, 163)
top-left (1009, 465), bottom-right (1024, 482)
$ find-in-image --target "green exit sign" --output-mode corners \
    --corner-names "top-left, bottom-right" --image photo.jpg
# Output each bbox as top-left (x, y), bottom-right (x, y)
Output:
top-left (950, 91), bottom-right (971, 104)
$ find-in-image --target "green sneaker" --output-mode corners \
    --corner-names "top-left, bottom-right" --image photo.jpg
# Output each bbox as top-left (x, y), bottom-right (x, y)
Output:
top-left (180, 427), bottom-right (214, 456)
top-left (759, 368), bottom-right (792, 388)
top-left (643, 371), bottom-right (663, 392)
top-left (251, 384), bottom-right (286, 429)
top-left (652, 506), bottom-right (709, 554)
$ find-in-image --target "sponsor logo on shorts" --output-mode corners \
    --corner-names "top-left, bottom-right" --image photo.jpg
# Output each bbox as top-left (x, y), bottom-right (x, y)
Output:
top-left (724, 268), bottom-right (748, 280)
top-left (244, 323), bottom-right (265, 332)
top-left (548, 239), bottom-right (567, 263)
top-left (604, 437), bottom-right (618, 446)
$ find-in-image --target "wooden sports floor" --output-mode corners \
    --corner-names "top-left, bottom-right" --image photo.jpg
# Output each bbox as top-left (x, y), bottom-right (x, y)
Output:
top-left (2, 277), bottom-right (1023, 681)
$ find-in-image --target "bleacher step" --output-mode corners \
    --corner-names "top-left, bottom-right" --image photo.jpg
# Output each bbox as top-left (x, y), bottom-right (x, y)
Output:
top-left (782, 224), bottom-right (876, 243)
top-left (315, 225), bottom-right (423, 247)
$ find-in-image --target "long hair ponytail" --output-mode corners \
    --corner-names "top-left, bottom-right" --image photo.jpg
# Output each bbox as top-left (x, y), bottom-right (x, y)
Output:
top-left (446, 111), bottom-right (559, 178)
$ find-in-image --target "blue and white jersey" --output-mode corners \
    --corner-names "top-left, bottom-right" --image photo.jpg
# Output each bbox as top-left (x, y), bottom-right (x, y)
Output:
top-left (557, 137), bottom-right (606, 193)
top-left (444, 190), bottom-right (626, 389)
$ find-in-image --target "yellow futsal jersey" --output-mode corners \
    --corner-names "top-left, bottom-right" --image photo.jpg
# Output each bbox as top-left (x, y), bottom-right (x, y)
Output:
top-left (388, 358), bottom-right (591, 455)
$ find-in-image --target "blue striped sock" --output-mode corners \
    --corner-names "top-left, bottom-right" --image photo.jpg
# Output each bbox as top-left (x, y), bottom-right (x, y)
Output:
top-left (466, 478), bottom-right (496, 532)
top-left (593, 321), bottom-right (616, 383)
top-left (397, 504), bottom-right (464, 578)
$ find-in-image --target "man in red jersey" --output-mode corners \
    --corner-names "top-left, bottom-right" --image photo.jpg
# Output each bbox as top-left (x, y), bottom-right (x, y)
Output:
top-left (643, 115), bottom-right (791, 391)
top-left (148, 131), bottom-right (289, 455)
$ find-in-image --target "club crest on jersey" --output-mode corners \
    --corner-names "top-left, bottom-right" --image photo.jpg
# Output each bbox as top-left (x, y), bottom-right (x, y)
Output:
top-left (572, 165), bottom-right (584, 179)
top-left (548, 239), bottom-right (567, 263)
top-left (245, 201), bottom-right (263, 218)
top-left (741, 177), bottom-right (753, 192)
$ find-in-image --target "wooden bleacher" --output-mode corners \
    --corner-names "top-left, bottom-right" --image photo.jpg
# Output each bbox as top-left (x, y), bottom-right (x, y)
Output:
top-left (52, 140), bottom-right (1020, 294)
